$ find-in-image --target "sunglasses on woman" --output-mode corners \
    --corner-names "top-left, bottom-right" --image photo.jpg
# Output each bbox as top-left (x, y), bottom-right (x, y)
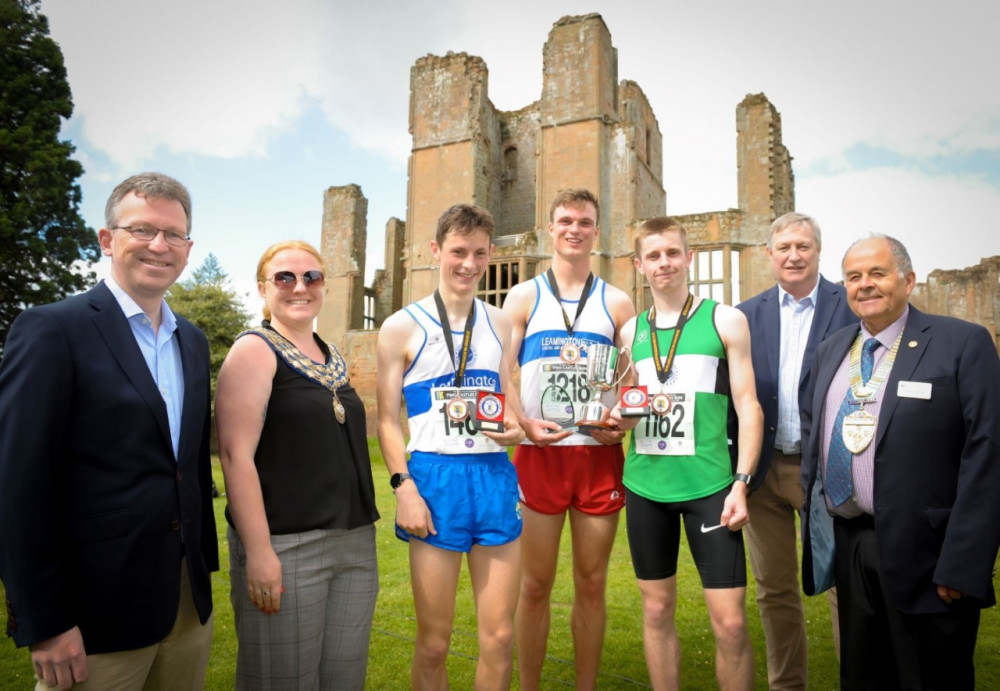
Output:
top-left (266, 270), bottom-right (326, 291)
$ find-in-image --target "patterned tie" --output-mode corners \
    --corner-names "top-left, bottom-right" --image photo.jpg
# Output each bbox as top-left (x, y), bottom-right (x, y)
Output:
top-left (825, 338), bottom-right (880, 507)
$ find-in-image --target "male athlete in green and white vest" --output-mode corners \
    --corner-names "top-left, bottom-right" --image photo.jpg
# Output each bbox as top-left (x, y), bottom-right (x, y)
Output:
top-left (610, 216), bottom-right (763, 691)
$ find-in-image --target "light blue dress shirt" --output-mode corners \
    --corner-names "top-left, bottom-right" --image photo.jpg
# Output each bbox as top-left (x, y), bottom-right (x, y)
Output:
top-left (105, 278), bottom-right (185, 459)
top-left (774, 279), bottom-right (819, 454)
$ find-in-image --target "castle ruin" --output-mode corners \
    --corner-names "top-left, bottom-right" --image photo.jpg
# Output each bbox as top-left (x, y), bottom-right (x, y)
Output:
top-left (316, 13), bottom-right (999, 434)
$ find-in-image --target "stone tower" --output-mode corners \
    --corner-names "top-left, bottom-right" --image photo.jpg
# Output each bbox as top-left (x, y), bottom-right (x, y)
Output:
top-left (406, 53), bottom-right (496, 301)
top-left (400, 13), bottom-right (665, 307)
top-left (735, 93), bottom-right (795, 297)
top-left (317, 184), bottom-right (367, 350)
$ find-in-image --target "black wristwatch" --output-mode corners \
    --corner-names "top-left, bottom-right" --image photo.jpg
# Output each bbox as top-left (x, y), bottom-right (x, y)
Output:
top-left (390, 472), bottom-right (413, 491)
top-left (733, 472), bottom-right (753, 487)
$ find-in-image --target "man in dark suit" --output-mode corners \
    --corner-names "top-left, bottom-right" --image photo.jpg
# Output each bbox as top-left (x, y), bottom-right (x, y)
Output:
top-left (0, 173), bottom-right (218, 689)
top-left (735, 212), bottom-right (853, 689)
top-left (801, 234), bottom-right (1000, 689)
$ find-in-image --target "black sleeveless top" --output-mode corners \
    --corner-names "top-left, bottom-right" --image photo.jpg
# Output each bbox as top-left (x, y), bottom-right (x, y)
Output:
top-left (226, 342), bottom-right (379, 535)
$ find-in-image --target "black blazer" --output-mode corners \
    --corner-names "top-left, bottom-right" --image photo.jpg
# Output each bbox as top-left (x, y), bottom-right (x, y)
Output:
top-left (0, 282), bottom-right (219, 652)
top-left (732, 276), bottom-right (855, 490)
top-left (801, 307), bottom-right (1000, 613)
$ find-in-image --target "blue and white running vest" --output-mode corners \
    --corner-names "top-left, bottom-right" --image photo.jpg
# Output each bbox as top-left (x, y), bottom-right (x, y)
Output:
top-left (518, 274), bottom-right (617, 447)
top-left (402, 298), bottom-right (505, 456)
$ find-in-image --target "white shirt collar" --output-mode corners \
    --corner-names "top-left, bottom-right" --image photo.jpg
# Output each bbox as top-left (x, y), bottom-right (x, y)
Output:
top-left (777, 276), bottom-right (821, 306)
top-left (103, 277), bottom-right (177, 331)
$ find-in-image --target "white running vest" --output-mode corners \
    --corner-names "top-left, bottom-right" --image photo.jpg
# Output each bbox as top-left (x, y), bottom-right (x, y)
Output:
top-left (402, 299), bottom-right (504, 455)
top-left (518, 274), bottom-right (617, 447)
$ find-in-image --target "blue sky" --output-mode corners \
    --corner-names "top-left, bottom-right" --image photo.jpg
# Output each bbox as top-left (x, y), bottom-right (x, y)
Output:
top-left (40, 0), bottom-right (1000, 312)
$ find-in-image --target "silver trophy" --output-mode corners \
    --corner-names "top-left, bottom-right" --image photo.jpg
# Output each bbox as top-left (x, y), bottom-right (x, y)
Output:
top-left (576, 343), bottom-right (630, 432)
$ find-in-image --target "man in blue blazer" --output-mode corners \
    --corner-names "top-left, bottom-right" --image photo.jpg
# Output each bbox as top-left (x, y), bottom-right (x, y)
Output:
top-left (0, 173), bottom-right (218, 689)
top-left (801, 234), bottom-right (1000, 689)
top-left (735, 212), bottom-right (854, 690)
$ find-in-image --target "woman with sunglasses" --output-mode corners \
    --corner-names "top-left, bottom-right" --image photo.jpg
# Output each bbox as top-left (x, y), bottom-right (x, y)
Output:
top-left (216, 240), bottom-right (380, 690)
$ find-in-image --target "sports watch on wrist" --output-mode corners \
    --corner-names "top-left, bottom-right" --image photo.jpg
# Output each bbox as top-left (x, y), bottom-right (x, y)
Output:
top-left (733, 472), bottom-right (752, 486)
top-left (390, 472), bottom-right (413, 491)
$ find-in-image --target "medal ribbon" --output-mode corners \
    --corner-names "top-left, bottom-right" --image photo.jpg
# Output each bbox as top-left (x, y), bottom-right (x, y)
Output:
top-left (546, 268), bottom-right (594, 337)
top-left (649, 293), bottom-right (694, 385)
top-left (433, 290), bottom-right (476, 388)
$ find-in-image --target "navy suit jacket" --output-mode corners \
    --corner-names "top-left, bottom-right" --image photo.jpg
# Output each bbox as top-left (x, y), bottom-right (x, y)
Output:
top-left (801, 307), bottom-right (1000, 614)
top-left (0, 281), bottom-right (219, 652)
top-left (732, 276), bottom-right (855, 490)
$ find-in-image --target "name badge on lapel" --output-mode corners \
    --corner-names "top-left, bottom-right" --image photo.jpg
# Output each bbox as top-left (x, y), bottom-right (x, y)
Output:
top-left (897, 380), bottom-right (932, 400)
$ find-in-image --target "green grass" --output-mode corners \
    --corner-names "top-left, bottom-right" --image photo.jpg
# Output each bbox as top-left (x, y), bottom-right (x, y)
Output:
top-left (2, 442), bottom-right (999, 688)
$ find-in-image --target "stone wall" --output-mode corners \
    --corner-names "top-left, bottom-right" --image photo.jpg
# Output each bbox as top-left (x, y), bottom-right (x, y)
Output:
top-left (497, 106), bottom-right (540, 236)
top-left (342, 329), bottom-right (381, 437)
top-left (911, 256), bottom-right (1000, 348)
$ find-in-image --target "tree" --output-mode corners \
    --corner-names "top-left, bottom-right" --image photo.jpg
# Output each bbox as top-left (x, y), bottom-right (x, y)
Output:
top-left (167, 253), bottom-right (253, 403)
top-left (0, 0), bottom-right (100, 355)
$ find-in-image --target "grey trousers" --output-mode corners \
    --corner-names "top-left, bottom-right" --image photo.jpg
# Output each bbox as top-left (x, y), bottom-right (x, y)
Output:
top-left (229, 524), bottom-right (379, 690)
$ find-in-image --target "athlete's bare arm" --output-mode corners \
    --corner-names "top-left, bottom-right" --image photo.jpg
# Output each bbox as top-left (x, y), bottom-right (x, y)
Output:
top-left (481, 304), bottom-right (526, 447)
top-left (376, 309), bottom-right (436, 538)
top-left (715, 304), bottom-right (763, 530)
top-left (607, 315), bottom-right (641, 432)
top-left (590, 283), bottom-right (637, 445)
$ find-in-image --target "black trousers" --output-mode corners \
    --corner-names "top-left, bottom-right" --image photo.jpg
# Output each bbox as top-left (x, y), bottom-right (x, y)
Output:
top-left (833, 514), bottom-right (981, 690)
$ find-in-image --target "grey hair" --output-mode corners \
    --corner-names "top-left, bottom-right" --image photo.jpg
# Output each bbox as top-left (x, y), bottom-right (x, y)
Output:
top-left (768, 212), bottom-right (820, 250)
top-left (842, 233), bottom-right (913, 276)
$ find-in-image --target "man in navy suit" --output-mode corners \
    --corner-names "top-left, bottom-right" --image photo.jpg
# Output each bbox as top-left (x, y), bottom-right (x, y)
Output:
top-left (735, 212), bottom-right (854, 690)
top-left (0, 173), bottom-right (218, 689)
top-left (801, 234), bottom-right (1000, 689)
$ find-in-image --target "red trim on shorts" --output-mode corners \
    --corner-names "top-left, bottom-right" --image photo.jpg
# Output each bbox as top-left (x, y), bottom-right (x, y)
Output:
top-left (513, 443), bottom-right (625, 516)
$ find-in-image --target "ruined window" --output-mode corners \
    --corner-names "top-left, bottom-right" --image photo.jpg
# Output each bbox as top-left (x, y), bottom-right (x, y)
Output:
top-left (363, 288), bottom-right (377, 330)
top-left (503, 147), bottom-right (518, 183)
top-left (479, 258), bottom-right (536, 307)
top-left (689, 246), bottom-right (741, 305)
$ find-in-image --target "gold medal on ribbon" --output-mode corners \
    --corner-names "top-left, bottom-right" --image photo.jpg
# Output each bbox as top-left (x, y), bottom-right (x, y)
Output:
top-left (842, 408), bottom-right (876, 454)
top-left (651, 393), bottom-right (672, 415)
top-left (446, 396), bottom-right (470, 422)
top-left (560, 343), bottom-right (581, 364)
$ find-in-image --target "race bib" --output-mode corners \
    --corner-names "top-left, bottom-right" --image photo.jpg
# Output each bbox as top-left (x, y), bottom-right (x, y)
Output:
top-left (429, 387), bottom-right (502, 454)
top-left (634, 392), bottom-right (696, 456)
top-left (537, 361), bottom-right (592, 420)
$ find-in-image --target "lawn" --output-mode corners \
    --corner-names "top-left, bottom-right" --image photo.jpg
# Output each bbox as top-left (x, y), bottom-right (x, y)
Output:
top-left (2, 442), bottom-right (998, 688)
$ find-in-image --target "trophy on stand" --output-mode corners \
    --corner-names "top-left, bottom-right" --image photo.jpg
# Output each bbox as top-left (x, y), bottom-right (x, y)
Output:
top-left (576, 343), bottom-right (630, 434)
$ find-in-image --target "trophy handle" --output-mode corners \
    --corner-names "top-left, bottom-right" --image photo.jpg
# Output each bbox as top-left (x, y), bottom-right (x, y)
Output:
top-left (612, 346), bottom-right (634, 389)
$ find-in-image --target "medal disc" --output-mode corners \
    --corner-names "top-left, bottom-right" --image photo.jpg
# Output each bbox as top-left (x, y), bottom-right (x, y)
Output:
top-left (651, 393), bottom-right (672, 415)
top-left (560, 343), bottom-right (581, 364)
top-left (477, 393), bottom-right (502, 420)
top-left (623, 388), bottom-right (647, 407)
top-left (446, 397), bottom-right (470, 421)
